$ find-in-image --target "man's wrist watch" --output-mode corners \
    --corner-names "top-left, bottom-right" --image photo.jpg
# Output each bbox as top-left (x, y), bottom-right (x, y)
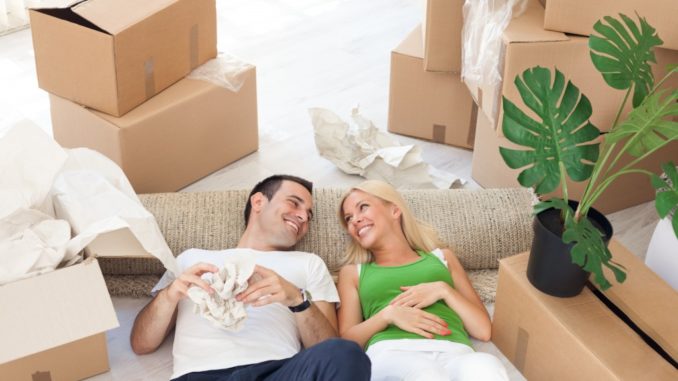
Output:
top-left (288, 288), bottom-right (312, 313)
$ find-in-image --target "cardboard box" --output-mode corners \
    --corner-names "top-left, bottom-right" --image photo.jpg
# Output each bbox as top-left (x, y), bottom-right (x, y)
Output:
top-left (0, 258), bottom-right (119, 381)
top-left (492, 242), bottom-right (678, 380)
top-left (543, 0), bottom-right (678, 51)
top-left (465, 0), bottom-right (678, 137)
top-left (51, 66), bottom-right (259, 194)
top-left (471, 108), bottom-right (678, 214)
top-left (389, 25), bottom-right (476, 149)
top-left (30, 0), bottom-right (217, 116)
top-left (422, 0), bottom-right (463, 72)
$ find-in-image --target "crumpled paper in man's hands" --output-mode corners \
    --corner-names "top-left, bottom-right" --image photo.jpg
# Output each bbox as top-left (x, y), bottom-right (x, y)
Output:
top-left (310, 107), bottom-right (465, 189)
top-left (187, 255), bottom-right (257, 331)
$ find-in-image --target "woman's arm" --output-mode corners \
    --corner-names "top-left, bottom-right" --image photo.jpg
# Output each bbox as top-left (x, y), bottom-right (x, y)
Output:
top-left (337, 264), bottom-right (450, 348)
top-left (440, 249), bottom-right (491, 341)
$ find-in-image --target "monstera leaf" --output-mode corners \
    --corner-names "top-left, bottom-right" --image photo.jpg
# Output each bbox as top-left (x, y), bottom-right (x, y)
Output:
top-left (562, 211), bottom-right (626, 291)
top-left (500, 67), bottom-right (600, 194)
top-left (589, 14), bottom-right (663, 107)
top-left (652, 162), bottom-right (678, 236)
top-left (607, 89), bottom-right (678, 156)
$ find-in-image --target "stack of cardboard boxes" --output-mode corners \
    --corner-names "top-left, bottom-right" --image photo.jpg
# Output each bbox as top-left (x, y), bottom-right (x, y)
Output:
top-left (31, 0), bottom-right (259, 194)
top-left (1, 1), bottom-right (258, 379)
top-left (388, 0), bottom-right (476, 149)
top-left (468, 0), bottom-right (678, 213)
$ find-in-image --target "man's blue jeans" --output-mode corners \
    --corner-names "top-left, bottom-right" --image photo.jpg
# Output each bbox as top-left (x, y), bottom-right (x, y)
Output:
top-left (172, 338), bottom-right (371, 381)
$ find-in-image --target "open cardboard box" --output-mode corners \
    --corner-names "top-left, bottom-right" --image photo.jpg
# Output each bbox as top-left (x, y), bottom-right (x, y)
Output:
top-left (422, 0), bottom-right (463, 72)
top-left (389, 25), bottom-right (476, 149)
top-left (29, 0), bottom-right (217, 116)
top-left (465, 0), bottom-right (678, 137)
top-left (0, 258), bottom-right (119, 380)
top-left (492, 240), bottom-right (678, 380)
top-left (542, 0), bottom-right (678, 51)
top-left (50, 65), bottom-right (259, 194)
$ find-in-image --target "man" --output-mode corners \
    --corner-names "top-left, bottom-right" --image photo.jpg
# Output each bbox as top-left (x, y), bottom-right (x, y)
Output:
top-left (131, 175), bottom-right (370, 380)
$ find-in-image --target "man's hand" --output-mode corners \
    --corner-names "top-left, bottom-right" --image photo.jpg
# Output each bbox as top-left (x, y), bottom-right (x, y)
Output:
top-left (390, 281), bottom-right (449, 309)
top-left (380, 305), bottom-right (451, 339)
top-left (236, 265), bottom-right (302, 307)
top-left (166, 263), bottom-right (219, 303)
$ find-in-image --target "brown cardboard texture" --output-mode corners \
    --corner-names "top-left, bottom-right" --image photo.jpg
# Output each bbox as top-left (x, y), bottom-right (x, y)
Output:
top-left (422, 0), bottom-right (463, 72)
top-left (389, 25), bottom-right (476, 149)
top-left (544, 0), bottom-right (678, 51)
top-left (471, 109), bottom-right (678, 214)
top-left (29, 0), bottom-right (217, 116)
top-left (492, 243), bottom-right (678, 380)
top-left (0, 259), bottom-right (118, 381)
top-left (465, 0), bottom-right (678, 137)
top-left (50, 66), bottom-right (259, 194)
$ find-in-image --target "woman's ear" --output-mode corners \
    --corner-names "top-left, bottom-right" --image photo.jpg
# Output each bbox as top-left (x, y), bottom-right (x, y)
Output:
top-left (390, 204), bottom-right (402, 220)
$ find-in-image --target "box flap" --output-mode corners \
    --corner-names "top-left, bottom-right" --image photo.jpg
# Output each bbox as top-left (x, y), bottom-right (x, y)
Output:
top-left (503, 0), bottom-right (568, 44)
top-left (393, 24), bottom-right (424, 59)
top-left (0, 259), bottom-right (119, 364)
top-left (73, 0), bottom-right (177, 34)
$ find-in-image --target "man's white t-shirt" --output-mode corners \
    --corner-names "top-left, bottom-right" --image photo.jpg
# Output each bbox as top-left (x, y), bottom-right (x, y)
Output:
top-left (152, 248), bottom-right (339, 379)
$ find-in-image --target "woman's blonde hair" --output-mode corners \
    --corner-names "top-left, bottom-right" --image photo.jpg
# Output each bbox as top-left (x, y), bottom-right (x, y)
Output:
top-left (338, 180), bottom-right (442, 265)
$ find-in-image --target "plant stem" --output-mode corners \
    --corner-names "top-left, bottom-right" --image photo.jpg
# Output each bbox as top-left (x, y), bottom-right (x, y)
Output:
top-left (578, 87), bottom-right (632, 219)
top-left (583, 168), bottom-right (656, 210)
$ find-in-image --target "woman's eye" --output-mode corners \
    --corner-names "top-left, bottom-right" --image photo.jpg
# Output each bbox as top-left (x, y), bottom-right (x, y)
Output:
top-left (360, 203), bottom-right (368, 211)
top-left (344, 215), bottom-right (352, 223)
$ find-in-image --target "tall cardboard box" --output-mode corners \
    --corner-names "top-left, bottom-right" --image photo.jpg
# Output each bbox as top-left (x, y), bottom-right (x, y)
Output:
top-left (465, 0), bottom-right (678, 136)
top-left (422, 0), bottom-right (463, 72)
top-left (0, 259), bottom-right (119, 381)
top-left (389, 25), bottom-right (476, 149)
top-left (543, 0), bottom-right (678, 51)
top-left (492, 242), bottom-right (678, 380)
top-left (51, 65), bottom-right (259, 194)
top-left (471, 108), bottom-right (678, 214)
top-left (30, 0), bottom-right (217, 116)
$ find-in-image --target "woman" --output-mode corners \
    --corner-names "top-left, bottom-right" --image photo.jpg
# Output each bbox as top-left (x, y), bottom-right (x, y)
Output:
top-left (337, 180), bottom-right (508, 381)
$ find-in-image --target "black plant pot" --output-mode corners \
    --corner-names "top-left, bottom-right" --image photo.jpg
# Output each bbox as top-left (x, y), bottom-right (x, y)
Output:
top-left (527, 200), bottom-right (613, 297)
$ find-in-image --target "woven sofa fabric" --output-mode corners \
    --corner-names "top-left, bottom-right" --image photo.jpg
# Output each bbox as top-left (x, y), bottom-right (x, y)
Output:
top-left (98, 188), bottom-right (534, 277)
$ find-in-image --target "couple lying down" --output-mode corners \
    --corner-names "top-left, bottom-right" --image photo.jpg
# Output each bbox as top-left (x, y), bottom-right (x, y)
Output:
top-left (131, 175), bottom-right (508, 381)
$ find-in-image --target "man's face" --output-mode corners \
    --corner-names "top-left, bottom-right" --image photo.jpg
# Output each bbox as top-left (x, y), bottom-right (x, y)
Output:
top-left (252, 180), bottom-right (314, 250)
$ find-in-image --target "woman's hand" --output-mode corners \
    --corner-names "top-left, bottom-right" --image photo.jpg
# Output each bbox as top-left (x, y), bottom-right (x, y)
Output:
top-left (390, 281), bottom-right (450, 309)
top-left (379, 305), bottom-right (451, 339)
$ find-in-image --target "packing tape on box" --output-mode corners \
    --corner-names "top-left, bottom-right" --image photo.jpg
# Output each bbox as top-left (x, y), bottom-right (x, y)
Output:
top-left (144, 57), bottom-right (156, 99)
top-left (514, 327), bottom-right (529, 372)
top-left (190, 24), bottom-right (200, 69)
top-left (467, 101), bottom-right (479, 147)
top-left (187, 54), bottom-right (255, 93)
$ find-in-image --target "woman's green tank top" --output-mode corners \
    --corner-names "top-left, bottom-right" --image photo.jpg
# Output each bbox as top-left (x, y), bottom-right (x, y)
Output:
top-left (358, 250), bottom-right (472, 349)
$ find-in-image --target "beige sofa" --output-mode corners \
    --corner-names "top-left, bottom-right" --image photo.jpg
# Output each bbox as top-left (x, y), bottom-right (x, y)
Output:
top-left (100, 187), bottom-right (535, 304)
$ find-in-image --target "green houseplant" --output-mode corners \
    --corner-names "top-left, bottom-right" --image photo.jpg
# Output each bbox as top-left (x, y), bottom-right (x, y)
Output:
top-left (499, 13), bottom-right (678, 295)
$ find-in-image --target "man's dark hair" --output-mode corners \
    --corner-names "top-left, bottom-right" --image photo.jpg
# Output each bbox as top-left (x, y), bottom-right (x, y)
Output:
top-left (244, 174), bottom-right (313, 226)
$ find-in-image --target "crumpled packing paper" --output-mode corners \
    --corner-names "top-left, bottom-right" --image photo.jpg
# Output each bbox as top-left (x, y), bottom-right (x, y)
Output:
top-left (187, 255), bottom-right (256, 331)
top-left (187, 53), bottom-right (255, 93)
top-left (310, 107), bottom-right (465, 189)
top-left (0, 124), bottom-right (178, 285)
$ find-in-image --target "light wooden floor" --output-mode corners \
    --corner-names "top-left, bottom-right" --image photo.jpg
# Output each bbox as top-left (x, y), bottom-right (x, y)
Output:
top-left (0, 0), bottom-right (662, 380)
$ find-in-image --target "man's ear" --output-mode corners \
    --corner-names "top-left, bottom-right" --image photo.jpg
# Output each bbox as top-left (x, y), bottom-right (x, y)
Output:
top-left (250, 192), bottom-right (266, 214)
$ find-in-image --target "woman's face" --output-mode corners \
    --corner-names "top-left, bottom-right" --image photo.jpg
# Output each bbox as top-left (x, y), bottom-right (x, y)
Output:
top-left (341, 190), bottom-right (400, 249)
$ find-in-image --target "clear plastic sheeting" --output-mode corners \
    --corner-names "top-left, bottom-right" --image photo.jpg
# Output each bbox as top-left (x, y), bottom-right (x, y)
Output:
top-left (461, 0), bottom-right (527, 87)
top-left (187, 255), bottom-right (256, 331)
top-left (310, 107), bottom-right (465, 189)
top-left (0, 124), bottom-right (177, 285)
top-left (187, 54), bottom-right (255, 92)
